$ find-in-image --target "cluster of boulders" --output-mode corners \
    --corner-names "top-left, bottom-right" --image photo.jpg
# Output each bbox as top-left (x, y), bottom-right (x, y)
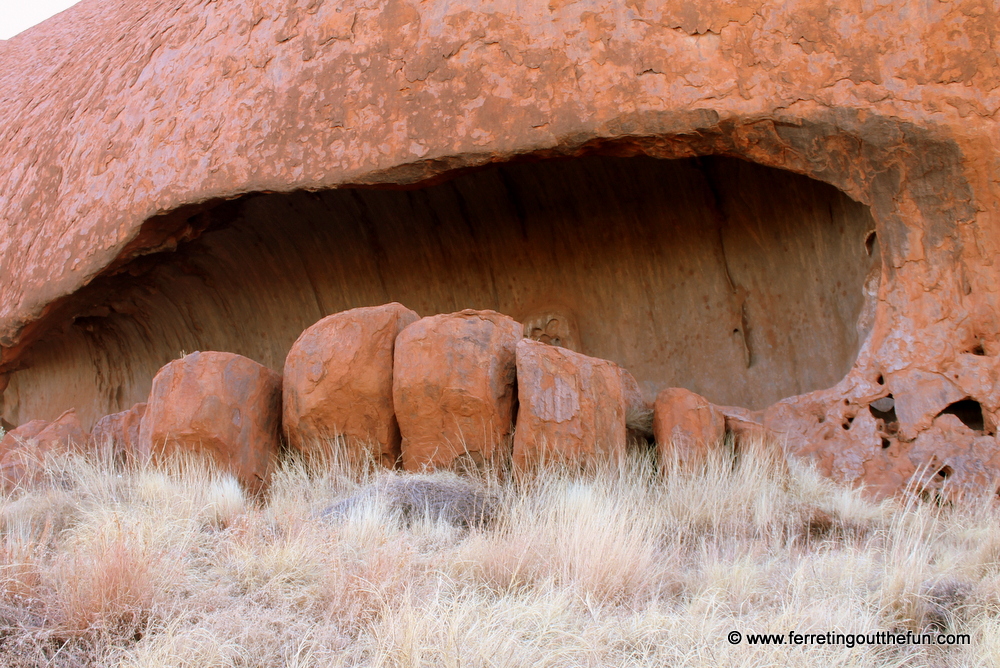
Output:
top-left (0, 304), bottom-right (738, 492)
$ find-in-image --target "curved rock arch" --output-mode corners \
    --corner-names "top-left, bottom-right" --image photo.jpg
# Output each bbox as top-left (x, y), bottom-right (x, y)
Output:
top-left (2, 0), bottom-right (997, 498)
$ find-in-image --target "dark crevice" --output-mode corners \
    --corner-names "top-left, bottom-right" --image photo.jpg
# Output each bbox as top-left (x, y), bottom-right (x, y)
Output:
top-left (937, 399), bottom-right (986, 433)
top-left (694, 157), bottom-right (753, 369)
top-left (869, 395), bottom-right (897, 423)
top-left (871, 394), bottom-right (899, 442)
top-left (920, 488), bottom-right (952, 508)
top-left (864, 230), bottom-right (877, 256)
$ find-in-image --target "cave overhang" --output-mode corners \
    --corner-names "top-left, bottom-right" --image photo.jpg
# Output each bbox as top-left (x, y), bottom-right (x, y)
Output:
top-left (1, 0), bottom-right (998, 499)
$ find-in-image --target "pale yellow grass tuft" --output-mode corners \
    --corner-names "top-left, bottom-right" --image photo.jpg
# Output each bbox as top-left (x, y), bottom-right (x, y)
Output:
top-left (0, 437), bottom-right (998, 666)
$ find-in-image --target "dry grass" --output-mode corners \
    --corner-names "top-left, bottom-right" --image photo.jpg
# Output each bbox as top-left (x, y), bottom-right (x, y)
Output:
top-left (0, 437), bottom-right (999, 666)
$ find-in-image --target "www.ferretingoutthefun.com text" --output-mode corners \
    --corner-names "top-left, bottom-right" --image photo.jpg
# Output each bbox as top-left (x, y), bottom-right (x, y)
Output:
top-left (727, 630), bottom-right (971, 648)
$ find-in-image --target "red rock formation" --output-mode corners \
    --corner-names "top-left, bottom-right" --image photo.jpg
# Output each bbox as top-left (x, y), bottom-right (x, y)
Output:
top-left (513, 339), bottom-right (628, 470)
top-left (653, 389), bottom-right (727, 467)
top-left (283, 303), bottom-right (419, 467)
top-left (2, 0), bottom-right (999, 498)
top-left (138, 352), bottom-right (281, 493)
top-left (0, 410), bottom-right (88, 490)
top-left (0, 419), bottom-right (49, 461)
top-left (393, 310), bottom-right (520, 471)
top-left (90, 402), bottom-right (146, 465)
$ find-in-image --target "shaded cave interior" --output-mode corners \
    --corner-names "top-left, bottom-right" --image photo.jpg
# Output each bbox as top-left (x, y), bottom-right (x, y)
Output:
top-left (2, 154), bottom-right (882, 430)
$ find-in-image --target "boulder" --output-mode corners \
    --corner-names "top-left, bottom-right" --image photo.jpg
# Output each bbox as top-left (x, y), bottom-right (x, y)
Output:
top-left (393, 310), bottom-right (521, 471)
top-left (512, 339), bottom-right (628, 470)
top-left (0, 410), bottom-right (88, 490)
top-left (0, 419), bottom-right (49, 460)
top-left (323, 473), bottom-right (496, 529)
top-left (90, 402), bottom-right (147, 465)
top-left (653, 388), bottom-right (727, 467)
top-left (716, 404), bottom-right (770, 446)
top-left (139, 352), bottom-right (281, 493)
top-left (283, 303), bottom-right (419, 468)
top-left (31, 410), bottom-right (89, 452)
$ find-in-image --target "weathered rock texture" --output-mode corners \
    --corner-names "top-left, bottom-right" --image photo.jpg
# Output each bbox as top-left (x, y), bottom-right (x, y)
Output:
top-left (283, 303), bottom-right (419, 467)
top-left (89, 401), bottom-right (146, 465)
top-left (393, 310), bottom-right (520, 471)
top-left (0, 420), bottom-right (49, 461)
top-left (2, 0), bottom-right (1000, 497)
top-left (0, 409), bottom-right (88, 489)
top-left (513, 339), bottom-right (628, 470)
top-left (654, 388), bottom-right (727, 467)
top-left (138, 352), bottom-right (281, 492)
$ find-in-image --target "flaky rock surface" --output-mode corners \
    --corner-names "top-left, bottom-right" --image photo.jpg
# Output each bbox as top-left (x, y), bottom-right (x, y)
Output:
top-left (393, 310), bottom-right (520, 471)
top-left (138, 351), bottom-right (281, 492)
top-left (2, 0), bottom-right (999, 497)
top-left (513, 339), bottom-right (628, 470)
top-left (283, 303), bottom-right (419, 468)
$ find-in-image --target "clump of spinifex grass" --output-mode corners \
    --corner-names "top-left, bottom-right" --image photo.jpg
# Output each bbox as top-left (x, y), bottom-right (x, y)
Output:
top-left (1, 437), bottom-right (998, 667)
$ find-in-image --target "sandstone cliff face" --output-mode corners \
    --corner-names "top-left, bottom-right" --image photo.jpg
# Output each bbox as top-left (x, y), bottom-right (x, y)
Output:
top-left (1, 0), bottom-right (998, 498)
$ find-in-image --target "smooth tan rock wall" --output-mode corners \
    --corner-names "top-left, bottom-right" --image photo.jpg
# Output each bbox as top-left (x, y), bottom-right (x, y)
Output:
top-left (1, 156), bottom-right (878, 428)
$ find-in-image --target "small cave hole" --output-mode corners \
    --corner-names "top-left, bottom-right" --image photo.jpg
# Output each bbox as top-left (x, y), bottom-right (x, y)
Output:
top-left (937, 399), bottom-right (986, 433)
top-left (864, 230), bottom-right (878, 256)
top-left (842, 416), bottom-right (855, 430)
top-left (919, 488), bottom-right (952, 508)
top-left (937, 465), bottom-right (953, 479)
top-left (869, 395), bottom-right (897, 424)
top-left (971, 343), bottom-right (986, 356)
top-left (876, 374), bottom-right (885, 385)
top-left (881, 438), bottom-right (891, 449)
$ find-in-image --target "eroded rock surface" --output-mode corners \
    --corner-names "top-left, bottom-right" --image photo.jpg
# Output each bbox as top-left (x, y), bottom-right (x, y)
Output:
top-left (513, 339), bottom-right (628, 470)
top-left (393, 310), bottom-right (520, 471)
top-left (0, 409), bottom-right (88, 490)
top-left (139, 352), bottom-right (281, 493)
top-left (653, 388), bottom-right (727, 467)
top-left (90, 402), bottom-right (146, 465)
top-left (283, 303), bottom-right (419, 468)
